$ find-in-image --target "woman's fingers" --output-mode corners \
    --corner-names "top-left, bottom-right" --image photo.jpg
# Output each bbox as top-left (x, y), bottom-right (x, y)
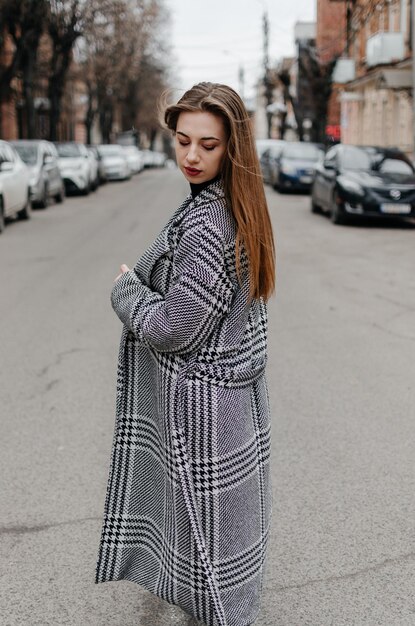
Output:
top-left (114, 264), bottom-right (130, 282)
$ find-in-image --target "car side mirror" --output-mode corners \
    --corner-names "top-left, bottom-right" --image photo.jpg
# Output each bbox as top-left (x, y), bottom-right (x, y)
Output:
top-left (0, 160), bottom-right (14, 171)
top-left (44, 155), bottom-right (53, 164)
top-left (323, 160), bottom-right (336, 170)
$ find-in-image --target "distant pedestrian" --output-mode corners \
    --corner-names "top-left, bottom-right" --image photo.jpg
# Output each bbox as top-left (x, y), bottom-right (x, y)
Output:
top-left (95, 82), bottom-right (275, 626)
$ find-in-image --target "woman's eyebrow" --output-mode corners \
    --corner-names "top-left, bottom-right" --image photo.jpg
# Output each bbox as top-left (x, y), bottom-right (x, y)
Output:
top-left (176, 131), bottom-right (220, 141)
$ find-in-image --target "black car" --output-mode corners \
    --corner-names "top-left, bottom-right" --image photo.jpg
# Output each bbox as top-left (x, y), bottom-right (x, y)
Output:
top-left (272, 142), bottom-right (323, 192)
top-left (311, 144), bottom-right (415, 224)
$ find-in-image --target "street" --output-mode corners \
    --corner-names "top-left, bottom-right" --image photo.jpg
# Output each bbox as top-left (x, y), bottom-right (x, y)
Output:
top-left (1, 169), bottom-right (414, 626)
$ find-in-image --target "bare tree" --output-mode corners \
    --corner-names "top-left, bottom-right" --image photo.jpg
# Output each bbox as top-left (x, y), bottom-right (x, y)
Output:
top-left (0, 0), bottom-right (48, 138)
top-left (47, 0), bottom-right (87, 141)
top-left (80, 0), bottom-right (170, 144)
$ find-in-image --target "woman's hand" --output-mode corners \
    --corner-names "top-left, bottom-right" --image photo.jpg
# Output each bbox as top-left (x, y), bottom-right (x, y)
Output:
top-left (114, 264), bottom-right (130, 282)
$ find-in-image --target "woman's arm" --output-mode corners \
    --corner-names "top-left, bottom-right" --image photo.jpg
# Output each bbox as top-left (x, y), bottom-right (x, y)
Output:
top-left (111, 217), bottom-right (235, 355)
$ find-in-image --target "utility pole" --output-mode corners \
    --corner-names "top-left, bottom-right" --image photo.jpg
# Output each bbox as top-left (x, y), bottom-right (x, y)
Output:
top-left (238, 65), bottom-right (245, 101)
top-left (263, 12), bottom-right (273, 138)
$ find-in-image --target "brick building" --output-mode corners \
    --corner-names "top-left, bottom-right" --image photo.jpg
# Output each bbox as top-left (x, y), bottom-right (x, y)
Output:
top-left (333, 0), bottom-right (412, 154)
top-left (316, 0), bottom-right (347, 142)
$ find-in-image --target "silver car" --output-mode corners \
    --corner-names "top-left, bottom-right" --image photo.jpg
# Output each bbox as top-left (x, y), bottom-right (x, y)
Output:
top-left (12, 140), bottom-right (65, 207)
top-left (0, 140), bottom-right (31, 233)
top-left (55, 142), bottom-right (91, 195)
top-left (97, 145), bottom-right (131, 181)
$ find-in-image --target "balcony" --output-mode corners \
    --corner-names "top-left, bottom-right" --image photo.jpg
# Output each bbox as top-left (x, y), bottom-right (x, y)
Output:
top-left (332, 58), bottom-right (356, 83)
top-left (366, 32), bottom-right (405, 67)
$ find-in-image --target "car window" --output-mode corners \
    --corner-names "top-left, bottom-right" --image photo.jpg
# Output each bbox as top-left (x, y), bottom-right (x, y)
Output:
top-left (13, 144), bottom-right (38, 165)
top-left (98, 145), bottom-right (123, 156)
top-left (4, 144), bottom-right (16, 162)
top-left (377, 158), bottom-right (413, 175)
top-left (270, 145), bottom-right (284, 157)
top-left (282, 143), bottom-right (321, 160)
top-left (340, 146), bottom-right (371, 170)
top-left (55, 143), bottom-right (82, 158)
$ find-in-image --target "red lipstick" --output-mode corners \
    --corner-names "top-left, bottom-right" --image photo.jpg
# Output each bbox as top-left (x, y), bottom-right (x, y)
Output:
top-left (184, 166), bottom-right (202, 177)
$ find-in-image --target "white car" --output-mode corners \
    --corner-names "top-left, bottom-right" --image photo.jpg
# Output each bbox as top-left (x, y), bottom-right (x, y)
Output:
top-left (12, 139), bottom-right (65, 207)
top-left (121, 145), bottom-right (144, 174)
top-left (87, 148), bottom-right (99, 190)
top-left (97, 145), bottom-right (131, 181)
top-left (0, 140), bottom-right (31, 233)
top-left (55, 142), bottom-right (91, 194)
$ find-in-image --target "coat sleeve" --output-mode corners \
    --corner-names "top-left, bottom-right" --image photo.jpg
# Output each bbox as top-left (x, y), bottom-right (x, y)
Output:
top-left (110, 218), bottom-right (235, 355)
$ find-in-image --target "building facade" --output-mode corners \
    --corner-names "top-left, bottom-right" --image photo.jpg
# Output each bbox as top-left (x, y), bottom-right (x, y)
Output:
top-left (316, 0), bottom-right (347, 142)
top-left (334, 0), bottom-right (412, 154)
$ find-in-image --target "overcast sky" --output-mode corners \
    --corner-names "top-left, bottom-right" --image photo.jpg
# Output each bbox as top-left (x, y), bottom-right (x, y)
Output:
top-left (166, 0), bottom-right (316, 100)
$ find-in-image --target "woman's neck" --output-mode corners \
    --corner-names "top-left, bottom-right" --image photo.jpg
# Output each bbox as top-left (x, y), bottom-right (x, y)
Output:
top-left (190, 174), bottom-right (221, 199)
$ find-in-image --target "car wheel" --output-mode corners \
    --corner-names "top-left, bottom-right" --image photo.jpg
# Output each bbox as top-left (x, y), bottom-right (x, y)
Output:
top-left (55, 185), bottom-right (65, 203)
top-left (18, 194), bottom-right (32, 220)
top-left (331, 190), bottom-right (347, 225)
top-left (311, 195), bottom-right (321, 214)
top-left (38, 183), bottom-right (49, 209)
top-left (82, 182), bottom-right (90, 196)
top-left (272, 173), bottom-right (279, 191)
top-left (0, 198), bottom-right (4, 233)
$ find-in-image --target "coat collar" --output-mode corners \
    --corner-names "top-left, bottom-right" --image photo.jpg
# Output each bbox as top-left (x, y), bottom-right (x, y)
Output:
top-left (171, 177), bottom-right (226, 228)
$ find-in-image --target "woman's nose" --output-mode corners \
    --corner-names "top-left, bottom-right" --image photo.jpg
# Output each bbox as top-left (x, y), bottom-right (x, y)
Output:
top-left (186, 144), bottom-right (200, 163)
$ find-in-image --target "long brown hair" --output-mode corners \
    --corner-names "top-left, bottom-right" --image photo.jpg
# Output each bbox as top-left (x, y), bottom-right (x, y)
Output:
top-left (163, 82), bottom-right (275, 301)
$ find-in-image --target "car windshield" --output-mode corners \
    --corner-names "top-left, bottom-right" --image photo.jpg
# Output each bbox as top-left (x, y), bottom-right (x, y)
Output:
top-left (99, 145), bottom-right (122, 156)
top-left (375, 157), bottom-right (413, 175)
top-left (56, 143), bottom-right (82, 158)
top-left (282, 144), bottom-right (321, 161)
top-left (341, 147), bottom-right (372, 170)
top-left (14, 144), bottom-right (39, 165)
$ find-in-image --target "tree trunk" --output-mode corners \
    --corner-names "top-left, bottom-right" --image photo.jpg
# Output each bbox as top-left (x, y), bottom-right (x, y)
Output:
top-left (22, 52), bottom-right (36, 138)
top-left (84, 87), bottom-right (95, 144)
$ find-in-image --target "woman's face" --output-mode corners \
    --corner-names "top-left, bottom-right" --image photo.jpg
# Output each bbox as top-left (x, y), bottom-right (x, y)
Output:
top-left (174, 111), bottom-right (227, 183)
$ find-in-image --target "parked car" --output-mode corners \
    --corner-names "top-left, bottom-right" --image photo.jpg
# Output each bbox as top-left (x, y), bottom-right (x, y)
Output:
top-left (12, 140), bottom-right (65, 207)
top-left (96, 144), bottom-right (131, 181)
top-left (121, 145), bottom-right (144, 174)
top-left (311, 144), bottom-right (415, 224)
top-left (256, 138), bottom-right (283, 160)
top-left (55, 142), bottom-right (91, 195)
top-left (259, 141), bottom-right (286, 185)
top-left (272, 142), bottom-right (323, 192)
top-left (87, 145), bottom-right (107, 184)
top-left (86, 148), bottom-right (99, 190)
top-left (0, 140), bottom-right (31, 233)
top-left (142, 149), bottom-right (167, 168)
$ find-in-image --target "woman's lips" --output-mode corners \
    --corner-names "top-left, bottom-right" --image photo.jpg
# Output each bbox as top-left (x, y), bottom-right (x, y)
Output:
top-left (184, 166), bottom-right (202, 177)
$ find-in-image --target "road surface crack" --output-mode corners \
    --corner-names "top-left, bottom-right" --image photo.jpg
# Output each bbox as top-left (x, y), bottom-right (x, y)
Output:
top-left (0, 516), bottom-right (101, 536)
top-left (274, 551), bottom-right (415, 592)
top-left (37, 348), bottom-right (87, 378)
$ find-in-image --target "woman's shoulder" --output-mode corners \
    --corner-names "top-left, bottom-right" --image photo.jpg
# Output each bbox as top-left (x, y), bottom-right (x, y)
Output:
top-left (182, 188), bottom-right (236, 245)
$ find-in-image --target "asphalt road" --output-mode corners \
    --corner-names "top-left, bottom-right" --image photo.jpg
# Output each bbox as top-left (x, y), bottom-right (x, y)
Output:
top-left (0, 169), bottom-right (414, 626)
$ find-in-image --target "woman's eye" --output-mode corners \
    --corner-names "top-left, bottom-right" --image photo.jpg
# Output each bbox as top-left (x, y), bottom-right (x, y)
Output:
top-left (204, 146), bottom-right (215, 151)
top-left (178, 142), bottom-right (189, 147)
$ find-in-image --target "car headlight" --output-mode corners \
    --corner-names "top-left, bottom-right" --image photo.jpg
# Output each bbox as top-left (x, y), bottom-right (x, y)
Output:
top-left (337, 176), bottom-right (365, 197)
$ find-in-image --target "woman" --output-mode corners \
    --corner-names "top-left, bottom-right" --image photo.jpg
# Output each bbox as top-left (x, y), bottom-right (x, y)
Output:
top-left (95, 82), bottom-right (275, 626)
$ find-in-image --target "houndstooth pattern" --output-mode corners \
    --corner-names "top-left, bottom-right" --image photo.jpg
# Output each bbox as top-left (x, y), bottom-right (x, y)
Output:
top-left (95, 179), bottom-right (272, 626)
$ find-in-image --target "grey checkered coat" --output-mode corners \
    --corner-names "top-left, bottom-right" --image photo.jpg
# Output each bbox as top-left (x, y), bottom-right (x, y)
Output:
top-left (95, 179), bottom-right (272, 626)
